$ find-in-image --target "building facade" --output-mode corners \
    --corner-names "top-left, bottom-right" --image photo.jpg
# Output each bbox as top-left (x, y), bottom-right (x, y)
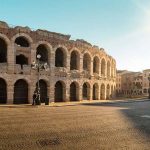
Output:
top-left (0, 21), bottom-right (116, 104)
top-left (116, 70), bottom-right (144, 97)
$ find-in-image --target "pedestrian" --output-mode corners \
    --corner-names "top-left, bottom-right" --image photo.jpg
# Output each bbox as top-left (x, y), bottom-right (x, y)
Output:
top-left (32, 92), bottom-right (37, 105)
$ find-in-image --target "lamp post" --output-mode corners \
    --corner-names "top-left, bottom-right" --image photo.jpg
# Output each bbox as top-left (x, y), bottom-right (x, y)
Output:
top-left (31, 54), bottom-right (49, 105)
top-left (148, 75), bottom-right (150, 99)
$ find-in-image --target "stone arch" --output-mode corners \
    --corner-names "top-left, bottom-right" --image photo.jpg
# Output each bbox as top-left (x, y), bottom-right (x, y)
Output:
top-left (55, 46), bottom-right (67, 67)
top-left (106, 84), bottom-right (110, 100)
top-left (36, 79), bottom-right (48, 103)
top-left (93, 56), bottom-right (100, 74)
top-left (15, 36), bottom-right (30, 47)
top-left (82, 82), bottom-right (90, 100)
top-left (70, 50), bottom-right (80, 70)
top-left (54, 81), bottom-right (66, 102)
top-left (100, 83), bottom-right (105, 100)
top-left (93, 83), bottom-right (99, 100)
top-left (70, 81), bottom-right (79, 101)
top-left (36, 44), bottom-right (49, 63)
top-left (11, 33), bottom-right (33, 46)
top-left (111, 85), bottom-right (113, 99)
top-left (35, 41), bottom-right (52, 65)
top-left (0, 36), bottom-right (8, 63)
top-left (107, 61), bottom-right (111, 77)
top-left (101, 58), bottom-right (106, 76)
top-left (14, 79), bottom-right (28, 104)
top-left (83, 53), bottom-right (91, 72)
top-left (0, 78), bottom-right (7, 104)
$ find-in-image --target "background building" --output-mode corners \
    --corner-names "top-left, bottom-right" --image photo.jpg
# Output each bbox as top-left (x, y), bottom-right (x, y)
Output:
top-left (0, 21), bottom-right (116, 104)
top-left (116, 69), bottom-right (150, 98)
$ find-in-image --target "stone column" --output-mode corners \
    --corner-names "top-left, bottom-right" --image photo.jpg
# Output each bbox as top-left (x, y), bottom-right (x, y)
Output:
top-left (7, 42), bottom-right (15, 74)
top-left (49, 83), bottom-right (55, 103)
top-left (7, 84), bottom-right (14, 104)
top-left (78, 85), bottom-right (82, 101)
top-left (65, 83), bottom-right (70, 102)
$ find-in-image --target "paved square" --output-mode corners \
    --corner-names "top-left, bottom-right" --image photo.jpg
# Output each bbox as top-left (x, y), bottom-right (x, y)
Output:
top-left (0, 100), bottom-right (150, 150)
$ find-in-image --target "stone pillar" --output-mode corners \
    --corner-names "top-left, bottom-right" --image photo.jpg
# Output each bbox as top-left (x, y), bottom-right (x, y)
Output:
top-left (79, 55), bottom-right (83, 72)
top-left (89, 84), bottom-right (93, 100)
top-left (49, 83), bottom-right (55, 103)
top-left (65, 83), bottom-right (70, 102)
top-left (97, 86), bottom-right (100, 100)
top-left (7, 43), bottom-right (15, 74)
top-left (91, 60), bottom-right (93, 76)
top-left (7, 84), bottom-right (14, 104)
top-left (78, 85), bottom-right (82, 101)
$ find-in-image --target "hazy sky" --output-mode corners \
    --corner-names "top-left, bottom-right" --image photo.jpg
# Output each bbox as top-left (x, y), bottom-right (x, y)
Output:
top-left (0, 0), bottom-right (150, 71)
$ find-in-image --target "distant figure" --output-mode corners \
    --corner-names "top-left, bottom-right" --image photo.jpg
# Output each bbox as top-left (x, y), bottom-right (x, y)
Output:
top-left (32, 92), bottom-right (37, 105)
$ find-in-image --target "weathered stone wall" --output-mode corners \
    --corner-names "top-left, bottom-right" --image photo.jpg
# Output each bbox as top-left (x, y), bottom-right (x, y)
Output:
top-left (0, 21), bottom-right (116, 104)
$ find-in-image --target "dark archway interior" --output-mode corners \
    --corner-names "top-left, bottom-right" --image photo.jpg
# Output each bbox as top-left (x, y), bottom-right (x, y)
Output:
top-left (14, 79), bottom-right (28, 104)
top-left (55, 81), bottom-right (63, 102)
top-left (16, 54), bottom-right (28, 69)
top-left (101, 59), bottom-right (105, 75)
top-left (83, 83), bottom-right (88, 100)
top-left (0, 38), bottom-right (7, 63)
top-left (93, 57), bottom-right (99, 73)
top-left (36, 80), bottom-right (47, 103)
top-left (70, 51), bottom-right (78, 70)
top-left (93, 84), bottom-right (97, 100)
top-left (101, 84), bottom-right (105, 100)
top-left (70, 82), bottom-right (77, 101)
top-left (0, 78), bottom-right (7, 104)
top-left (55, 48), bottom-right (64, 67)
top-left (36, 45), bottom-right (48, 63)
top-left (15, 37), bottom-right (29, 47)
top-left (83, 54), bottom-right (90, 71)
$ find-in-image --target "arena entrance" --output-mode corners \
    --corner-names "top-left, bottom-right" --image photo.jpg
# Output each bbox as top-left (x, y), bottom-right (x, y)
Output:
top-left (55, 81), bottom-right (65, 102)
top-left (70, 82), bottom-right (78, 101)
top-left (82, 82), bottom-right (90, 100)
top-left (0, 78), bottom-right (7, 104)
top-left (36, 80), bottom-right (47, 103)
top-left (14, 79), bottom-right (28, 104)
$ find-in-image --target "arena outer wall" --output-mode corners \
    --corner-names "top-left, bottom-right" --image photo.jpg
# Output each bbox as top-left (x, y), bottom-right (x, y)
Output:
top-left (0, 21), bottom-right (116, 104)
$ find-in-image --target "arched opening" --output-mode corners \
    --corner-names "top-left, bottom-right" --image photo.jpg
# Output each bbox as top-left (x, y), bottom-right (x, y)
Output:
top-left (83, 53), bottom-right (91, 72)
top-left (36, 80), bottom-right (47, 103)
top-left (15, 36), bottom-right (30, 47)
top-left (70, 82), bottom-right (78, 101)
top-left (14, 79), bottom-right (28, 104)
top-left (70, 51), bottom-right (79, 70)
top-left (111, 85), bottom-right (113, 99)
top-left (82, 82), bottom-right (90, 100)
top-left (106, 84), bottom-right (110, 100)
top-left (93, 83), bottom-right (99, 100)
top-left (93, 56), bottom-right (99, 74)
top-left (55, 48), bottom-right (66, 67)
top-left (16, 54), bottom-right (28, 69)
top-left (100, 84), bottom-right (105, 100)
top-left (0, 38), bottom-right (7, 63)
top-left (36, 44), bottom-right (48, 63)
top-left (101, 59), bottom-right (106, 76)
top-left (107, 61), bottom-right (110, 77)
top-left (0, 78), bottom-right (7, 104)
top-left (55, 81), bottom-right (65, 102)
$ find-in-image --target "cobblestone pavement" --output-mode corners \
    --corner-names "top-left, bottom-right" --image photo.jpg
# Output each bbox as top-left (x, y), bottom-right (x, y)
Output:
top-left (0, 100), bottom-right (150, 150)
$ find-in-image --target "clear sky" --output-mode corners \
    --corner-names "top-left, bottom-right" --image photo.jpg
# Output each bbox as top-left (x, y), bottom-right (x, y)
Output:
top-left (0, 0), bottom-right (150, 71)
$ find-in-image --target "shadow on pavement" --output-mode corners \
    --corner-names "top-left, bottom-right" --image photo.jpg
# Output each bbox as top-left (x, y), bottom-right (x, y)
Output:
top-left (82, 100), bottom-right (150, 138)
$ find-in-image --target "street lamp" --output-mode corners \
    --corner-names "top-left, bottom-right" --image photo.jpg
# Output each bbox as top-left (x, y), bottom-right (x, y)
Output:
top-left (31, 54), bottom-right (49, 105)
top-left (148, 75), bottom-right (150, 99)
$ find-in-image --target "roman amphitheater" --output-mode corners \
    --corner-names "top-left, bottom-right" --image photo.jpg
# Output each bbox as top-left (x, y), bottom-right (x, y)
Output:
top-left (0, 21), bottom-right (116, 104)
